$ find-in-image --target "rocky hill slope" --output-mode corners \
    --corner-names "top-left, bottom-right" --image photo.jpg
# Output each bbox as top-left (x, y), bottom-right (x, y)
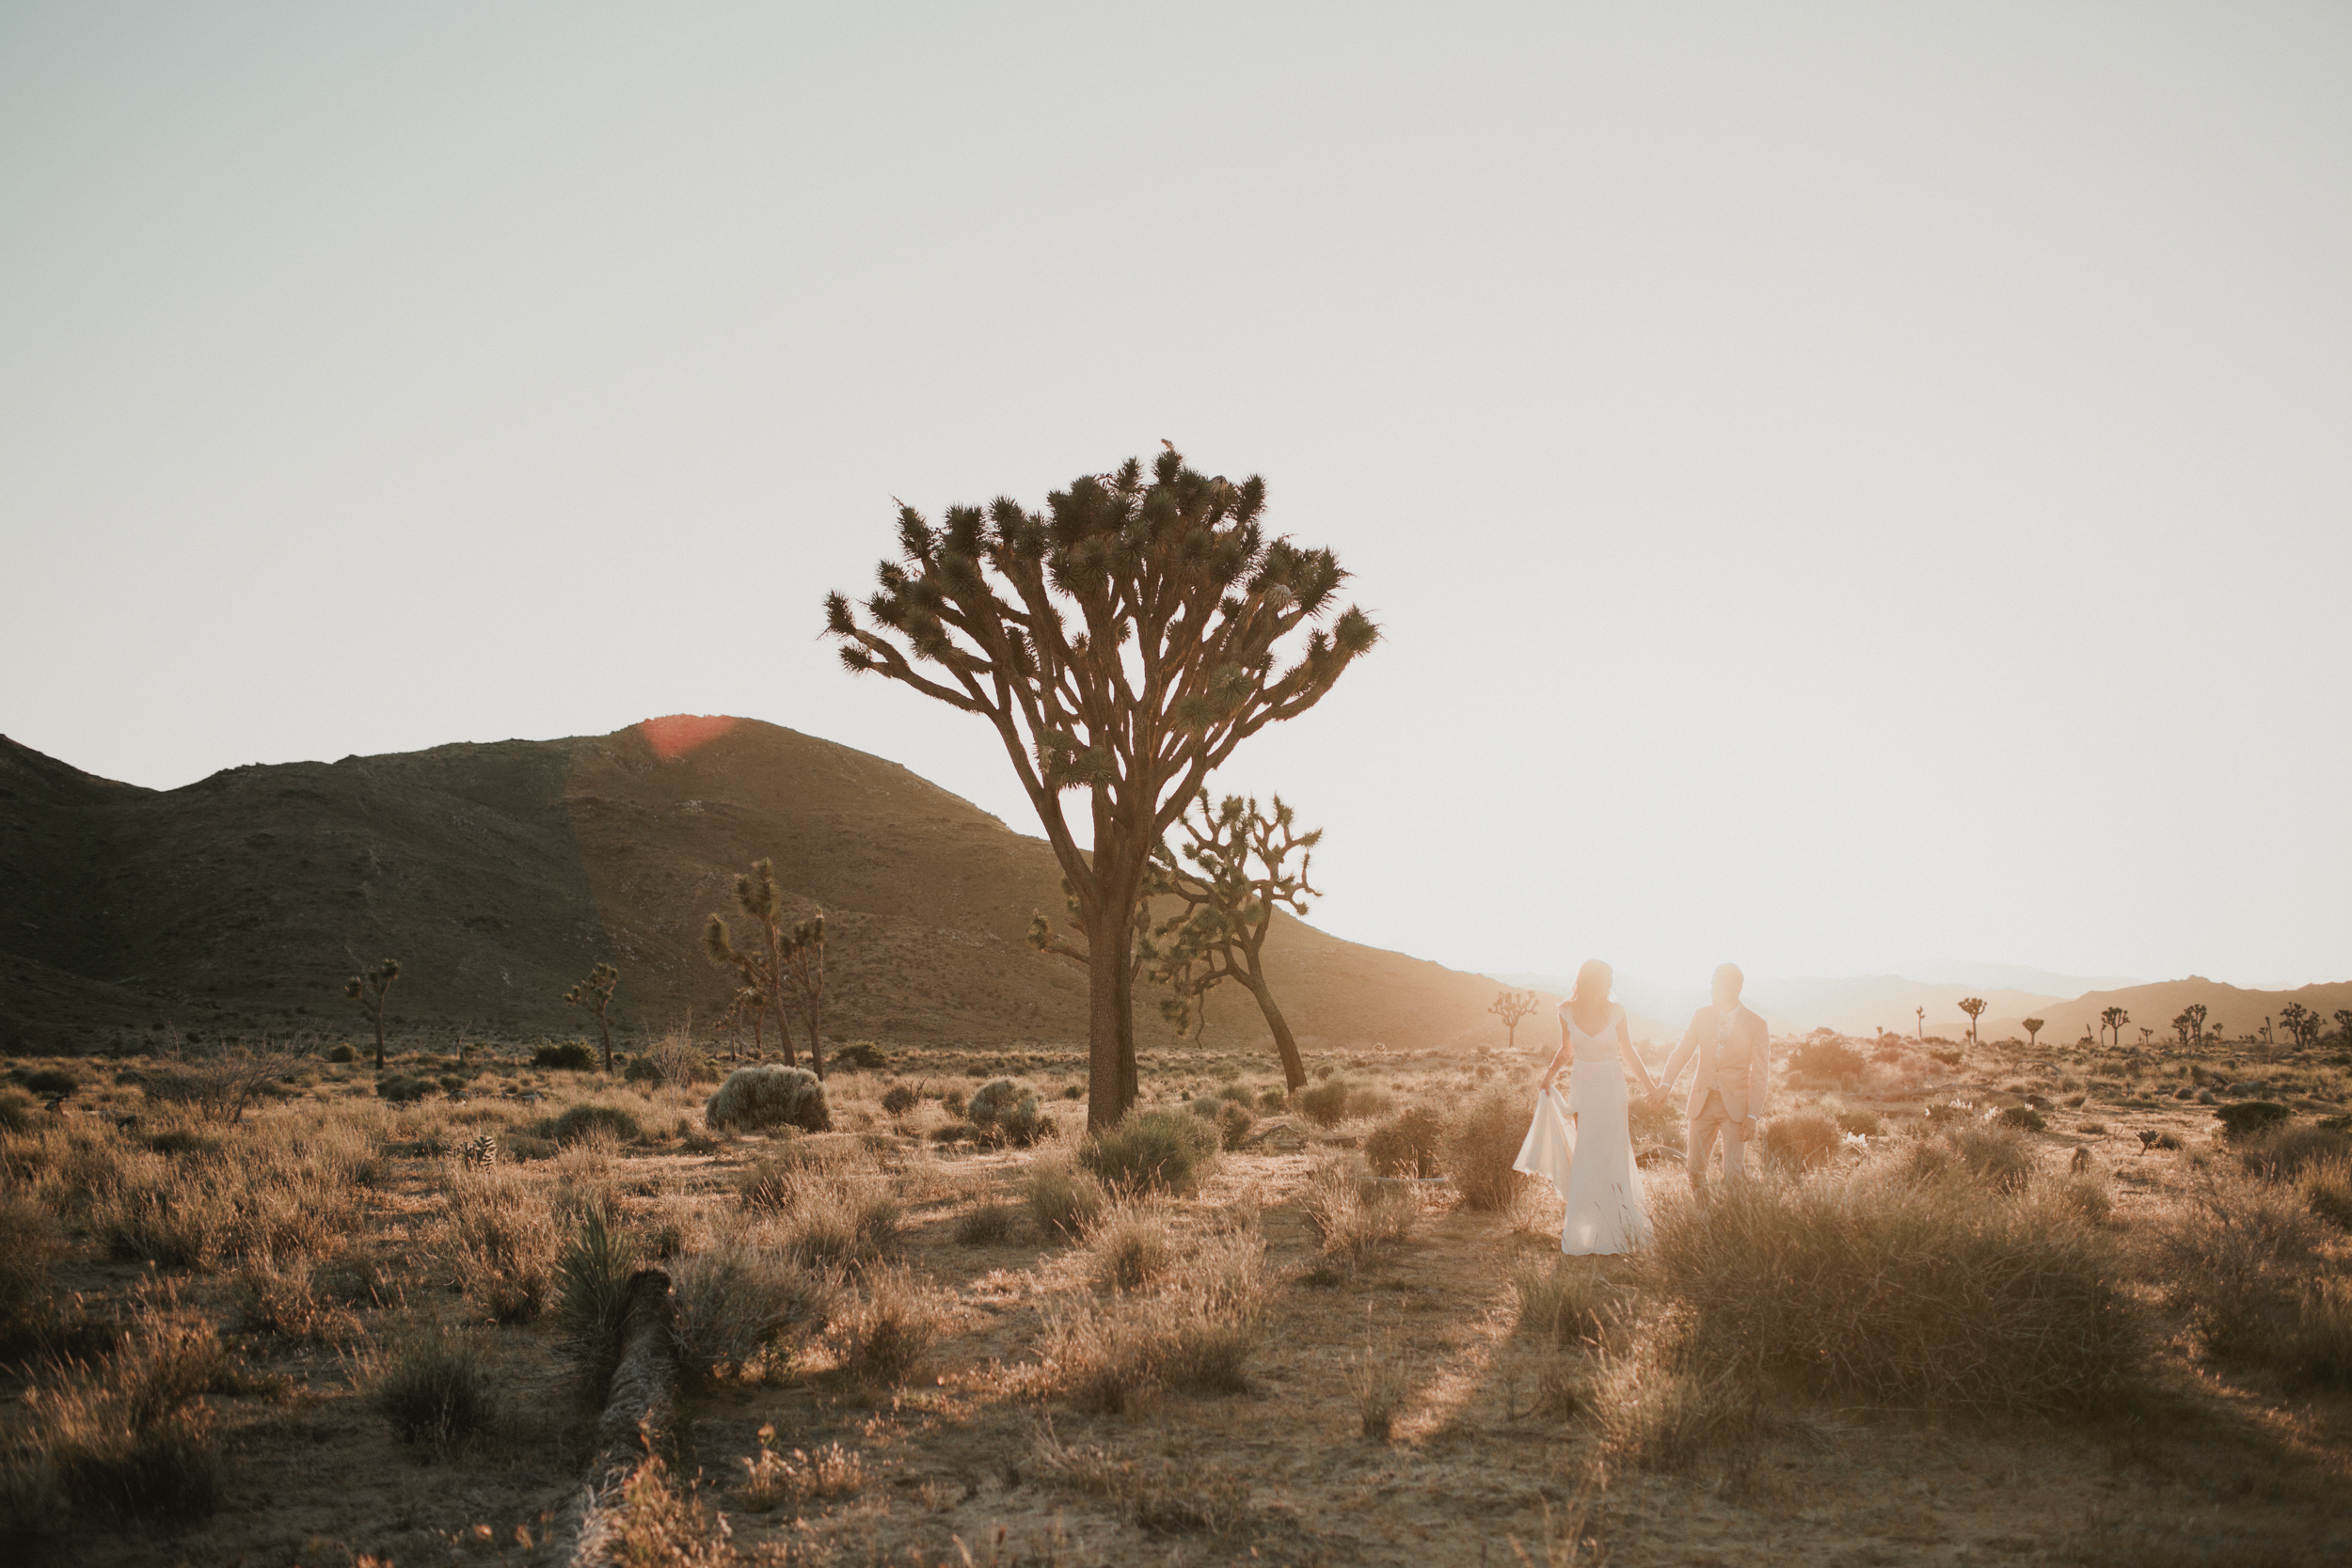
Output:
top-left (0, 717), bottom-right (1535, 1059)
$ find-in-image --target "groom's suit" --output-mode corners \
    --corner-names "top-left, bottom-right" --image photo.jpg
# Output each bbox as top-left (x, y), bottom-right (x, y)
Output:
top-left (1656, 1004), bottom-right (1771, 1187)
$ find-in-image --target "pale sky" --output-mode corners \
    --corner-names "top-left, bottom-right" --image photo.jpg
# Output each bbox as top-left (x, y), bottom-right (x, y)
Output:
top-left (5, 4), bottom-right (2347, 991)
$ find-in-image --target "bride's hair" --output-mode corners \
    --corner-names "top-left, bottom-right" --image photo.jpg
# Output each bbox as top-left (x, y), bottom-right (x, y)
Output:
top-left (1571, 959), bottom-right (1613, 1007)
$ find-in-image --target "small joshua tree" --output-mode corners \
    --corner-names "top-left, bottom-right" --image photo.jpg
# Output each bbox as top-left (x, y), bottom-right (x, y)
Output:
top-left (344, 958), bottom-right (401, 1070)
top-left (2100, 1006), bottom-right (2129, 1050)
top-left (778, 911), bottom-right (830, 1078)
top-left (1149, 791), bottom-right (1324, 1091)
top-left (564, 961), bottom-right (621, 1072)
top-left (2022, 1017), bottom-right (2045, 1051)
top-left (1915, 1006), bottom-right (1924, 1041)
top-left (1958, 997), bottom-right (1987, 1049)
top-left (1490, 990), bottom-right (1539, 1053)
top-left (2170, 1010), bottom-right (2195, 1048)
top-left (705, 859), bottom-right (796, 1067)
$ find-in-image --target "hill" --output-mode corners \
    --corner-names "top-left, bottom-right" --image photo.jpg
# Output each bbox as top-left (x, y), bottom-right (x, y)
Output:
top-left (0, 717), bottom-right (1539, 1061)
top-left (1987, 977), bottom-right (2352, 1048)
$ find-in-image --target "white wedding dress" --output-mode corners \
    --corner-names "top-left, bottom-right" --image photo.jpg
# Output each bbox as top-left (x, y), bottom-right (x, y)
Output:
top-left (1514, 1002), bottom-right (1653, 1256)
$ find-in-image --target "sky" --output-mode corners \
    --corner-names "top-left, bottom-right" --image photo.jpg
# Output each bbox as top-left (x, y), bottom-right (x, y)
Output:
top-left (4, 3), bottom-right (2347, 991)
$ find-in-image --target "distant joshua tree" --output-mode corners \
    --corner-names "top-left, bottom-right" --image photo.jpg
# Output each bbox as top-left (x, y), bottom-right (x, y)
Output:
top-left (1915, 1006), bottom-right (1925, 1041)
top-left (2280, 1002), bottom-right (2322, 1052)
top-left (1147, 791), bottom-right (1323, 1091)
top-left (718, 985), bottom-right (764, 1060)
top-left (1958, 997), bottom-right (1987, 1048)
top-left (2181, 1003), bottom-right (2207, 1049)
top-left (344, 958), bottom-right (401, 1070)
top-left (706, 858), bottom-right (830, 1072)
top-left (2022, 1017), bottom-right (2045, 1050)
top-left (2138, 1027), bottom-right (2153, 1047)
top-left (779, 911), bottom-right (830, 1078)
top-left (564, 961), bottom-right (621, 1072)
top-left (1490, 990), bottom-right (1540, 1053)
top-left (2100, 1006), bottom-right (2129, 1050)
top-left (2335, 1009), bottom-right (2352, 1046)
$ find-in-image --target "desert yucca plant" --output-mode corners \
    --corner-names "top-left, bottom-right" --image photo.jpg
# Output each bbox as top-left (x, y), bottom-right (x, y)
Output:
top-left (557, 1205), bottom-right (643, 1356)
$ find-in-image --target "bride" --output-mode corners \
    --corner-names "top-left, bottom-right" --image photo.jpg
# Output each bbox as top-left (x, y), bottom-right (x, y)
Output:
top-left (1515, 959), bottom-right (1660, 1256)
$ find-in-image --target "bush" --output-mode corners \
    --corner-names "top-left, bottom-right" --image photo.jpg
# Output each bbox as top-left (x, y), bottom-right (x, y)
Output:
top-left (1996, 1104), bottom-right (2048, 1132)
top-left (371, 1331), bottom-right (496, 1446)
top-left (1363, 1108), bottom-right (1446, 1178)
top-left (1443, 1085), bottom-right (1533, 1212)
top-left (1296, 1079), bottom-right (1352, 1128)
top-left (1028, 1158), bottom-right (1106, 1241)
top-left (706, 1066), bottom-right (830, 1134)
top-left (832, 1040), bottom-right (888, 1071)
top-left (2217, 1101), bottom-right (2293, 1141)
top-left (622, 1055), bottom-right (664, 1085)
top-left (967, 1079), bottom-right (1053, 1148)
top-left (1787, 1037), bottom-right (1867, 1083)
top-left (2152, 1173), bottom-right (2324, 1365)
top-left (1759, 1110), bottom-right (1842, 1172)
top-left (954, 1202), bottom-right (1020, 1246)
top-left (1901, 1121), bottom-right (2038, 1193)
top-left (881, 1085), bottom-right (918, 1117)
top-left (825, 1265), bottom-right (939, 1384)
top-left (549, 1103), bottom-right (641, 1147)
top-left (1299, 1157), bottom-right (1416, 1264)
top-left (326, 1042), bottom-right (357, 1064)
top-left (1511, 1257), bottom-right (1618, 1349)
top-left (1089, 1205), bottom-right (1174, 1291)
top-left (1257, 1086), bottom-right (1288, 1113)
top-left (672, 1246), bottom-right (834, 1377)
top-left (1344, 1085), bottom-right (1395, 1121)
top-left (1216, 1101), bottom-right (1256, 1151)
top-left (1833, 1107), bottom-right (1883, 1137)
top-left (24, 1068), bottom-right (79, 1097)
top-left (532, 1041), bottom-right (598, 1071)
top-left (375, 1075), bottom-right (431, 1103)
top-left (1647, 1167), bottom-right (2132, 1415)
top-left (40, 1314), bottom-right (230, 1520)
top-left (0, 1087), bottom-right (34, 1133)
top-left (1078, 1110), bottom-right (1217, 1196)
top-left (2238, 1123), bottom-right (2352, 1181)
top-left (442, 1164), bottom-right (559, 1323)
top-left (0, 1192), bottom-right (61, 1355)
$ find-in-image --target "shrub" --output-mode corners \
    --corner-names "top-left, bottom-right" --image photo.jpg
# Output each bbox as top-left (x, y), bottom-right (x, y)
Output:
top-left (881, 1085), bottom-right (918, 1117)
top-left (967, 1078), bottom-right (1053, 1148)
top-left (1833, 1106), bottom-right (1883, 1137)
top-left (371, 1331), bottom-right (496, 1445)
top-left (705, 1066), bottom-right (830, 1134)
top-left (375, 1075), bottom-right (431, 1103)
top-left (556, 1206), bottom-right (642, 1355)
top-left (2151, 1172), bottom-right (2324, 1364)
top-left (1511, 1258), bottom-right (1618, 1349)
top-left (326, 1042), bottom-right (357, 1064)
top-left (1296, 1079), bottom-right (1352, 1128)
top-left (1215, 1101), bottom-right (1255, 1152)
top-left (2303, 1159), bottom-right (2352, 1230)
top-left (532, 1041), bottom-right (598, 1071)
top-left (1996, 1104), bottom-right (2048, 1132)
top-left (1646, 1167), bottom-right (2132, 1414)
top-left (0, 1087), bottom-right (33, 1134)
top-left (644, 1036), bottom-right (717, 1087)
top-left (40, 1314), bottom-right (230, 1520)
top-left (549, 1103), bottom-right (641, 1147)
top-left (1589, 1347), bottom-right (1779, 1472)
top-left (740, 1432), bottom-right (866, 1512)
top-left (1443, 1085), bottom-right (1533, 1212)
top-left (1089, 1204), bottom-right (1173, 1291)
top-left (832, 1040), bottom-right (888, 1072)
top-left (1900, 1121), bottom-right (2038, 1193)
top-left (622, 1056), bottom-right (664, 1085)
top-left (0, 1193), bottom-right (61, 1356)
top-left (672, 1246), bottom-right (834, 1376)
top-left (826, 1265), bottom-right (938, 1384)
top-left (2238, 1123), bottom-right (2352, 1180)
top-left (1760, 1110), bottom-right (1842, 1172)
top-left (1216, 1083), bottom-right (1253, 1105)
top-left (1363, 1108), bottom-right (1446, 1178)
top-left (1344, 1085), bottom-right (1394, 1121)
top-left (2216, 1101), bottom-right (2293, 1141)
top-left (1028, 1158), bottom-right (1106, 1241)
top-left (24, 1068), bottom-right (79, 1097)
top-left (1257, 1086), bottom-right (1288, 1113)
top-left (1787, 1037), bottom-right (1867, 1084)
top-left (1300, 1157), bottom-right (1417, 1263)
top-left (442, 1164), bottom-right (559, 1323)
top-left (954, 1202), bottom-right (1020, 1246)
top-left (1078, 1110), bottom-right (1217, 1196)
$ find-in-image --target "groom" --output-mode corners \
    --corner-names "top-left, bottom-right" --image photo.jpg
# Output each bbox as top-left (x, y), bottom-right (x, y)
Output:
top-left (1651, 963), bottom-right (1771, 1193)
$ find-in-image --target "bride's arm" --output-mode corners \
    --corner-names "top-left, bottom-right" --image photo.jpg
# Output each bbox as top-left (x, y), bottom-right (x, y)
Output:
top-left (1616, 1011), bottom-right (1659, 1097)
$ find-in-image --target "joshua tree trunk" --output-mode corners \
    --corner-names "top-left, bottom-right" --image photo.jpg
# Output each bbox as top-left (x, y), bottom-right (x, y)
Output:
top-left (372, 1006), bottom-right (387, 1071)
top-left (1238, 951), bottom-right (1308, 1093)
top-left (1085, 902), bottom-right (1140, 1123)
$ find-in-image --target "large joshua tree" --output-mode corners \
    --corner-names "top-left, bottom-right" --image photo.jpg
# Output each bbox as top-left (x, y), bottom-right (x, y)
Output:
top-left (1150, 791), bottom-right (1323, 1092)
top-left (825, 446), bottom-right (1377, 1129)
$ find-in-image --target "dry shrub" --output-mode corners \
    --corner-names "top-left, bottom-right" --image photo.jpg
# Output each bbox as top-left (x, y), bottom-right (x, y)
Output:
top-left (1299, 1155), bottom-right (1417, 1264)
top-left (1295, 1079), bottom-right (1351, 1128)
top-left (1589, 1340), bottom-right (1779, 1472)
top-left (1032, 1231), bottom-right (1266, 1412)
top-left (549, 1102), bottom-right (641, 1146)
top-left (1349, 1344), bottom-right (1408, 1440)
top-left (31, 1311), bottom-right (230, 1520)
top-left (967, 1078), bottom-right (1054, 1148)
top-left (582, 1456), bottom-right (734, 1568)
top-left (954, 1200), bottom-right (1021, 1246)
top-left (237, 1253), bottom-right (360, 1343)
top-left (705, 1066), bottom-right (829, 1134)
top-left (1511, 1259), bottom-right (1620, 1350)
top-left (2150, 1170), bottom-right (2327, 1370)
top-left (2238, 1124), bottom-right (2352, 1182)
top-left (1645, 1165), bottom-right (2133, 1415)
top-left (88, 1139), bottom-right (364, 1271)
top-left (1078, 1109), bottom-right (1218, 1196)
top-left (1088, 1203), bottom-right (1173, 1291)
top-left (442, 1163), bottom-right (560, 1323)
top-left (1899, 1120), bottom-right (2038, 1193)
top-left (825, 1264), bottom-right (940, 1385)
top-left (1445, 1085), bottom-right (1533, 1212)
top-left (1027, 1157), bottom-right (1107, 1242)
top-left (0, 1191), bottom-right (61, 1355)
top-left (369, 1329), bottom-right (496, 1446)
top-left (673, 1243), bottom-right (835, 1377)
top-left (739, 1426), bottom-right (865, 1512)
top-left (1363, 1107), bottom-right (1446, 1177)
top-left (1759, 1109), bottom-right (1842, 1173)
top-left (2301, 1158), bottom-right (2352, 1229)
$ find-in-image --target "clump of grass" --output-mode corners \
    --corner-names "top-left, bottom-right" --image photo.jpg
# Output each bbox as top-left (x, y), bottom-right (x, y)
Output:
top-left (881, 1084), bottom-right (918, 1117)
top-left (1589, 1340), bottom-right (1780, 1472)
top-left (1299, 1156), bottom-right (1417, 1264)
top-left (825, 1264), bottom-right (940, 1385)
top-left (1349, 1343), bottom-right (1408, 1440)
top-left (370, 1329), bottom-right (497, 1446)
top-left (1032, 1231), bottom-right (1266, 1412)
top-left (1645, 1164), bottom-right (2133, 1415)
top-left (739, 1425), bottom-right (866, 1512)
top-left (671, 1243), bottom-right (834, 1379)
top-left (1089, 1203), bottom-right (1173, 1291)
top-left (0, 1191), bottom-right (62, 1356)
top-left (548, 1102), bottom-right (641, 1146)
top-left (1511, 1258), bottom-right (1619, 1349)
top-left (1077, 1109), bottom-right (1217, 1196)
top-left (441, 1163), bottom-right (560, 1323)
top-left (1028, 1157), bottom-right (1107, 1241)
top-left (2238, 1123), bottom-right (2352, 1182)
top-left (1443, 1085), bottom-right (1533, 1212)
top-left (34, 1310), bottom-right (231, 1521)
top-left (1363, 1108), bottom-right (1446, 1177)
top-left (954, 1200), bottom-right (1021, 1246)
top-left (1899, 1120), bottom-right (2038, 1193)
top-left (237, 1253), bottom-right (361, 1343)
top-left (2149, 1169), bottom-right (2325, 1370)
top-left (1760, 1109), bottom-right (1842, 1172)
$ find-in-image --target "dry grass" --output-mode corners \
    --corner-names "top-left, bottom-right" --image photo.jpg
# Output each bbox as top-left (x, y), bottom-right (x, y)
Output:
top-left (671, 1240), bottom-right (836, 1378)
top-left (1025, 1154), bottom-right (1106, 1241)
top-left (1087, 1201), bottom-right (1174, 1290)
top-left (1299, 1154), bottom-right (1419, 1264)
top-left (366, 1328), bottom-right (496, 1447)
top-left (1445, 1084), bottom-right (1533, 1211)
top-left (822, 1263), bottom-right (941, 1385)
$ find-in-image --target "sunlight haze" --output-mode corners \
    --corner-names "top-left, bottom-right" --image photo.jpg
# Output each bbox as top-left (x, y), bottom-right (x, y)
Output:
top-left (4, 3), bottom-right (2346, 993)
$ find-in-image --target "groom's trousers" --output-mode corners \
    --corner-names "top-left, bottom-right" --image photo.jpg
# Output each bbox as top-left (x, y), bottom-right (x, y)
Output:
top-left (1688, 1088), bottom-right (1748, 1189)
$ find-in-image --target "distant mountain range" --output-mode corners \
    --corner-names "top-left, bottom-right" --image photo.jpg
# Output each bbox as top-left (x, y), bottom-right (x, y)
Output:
top-left (0, 719), bottom-right (1534, 1059)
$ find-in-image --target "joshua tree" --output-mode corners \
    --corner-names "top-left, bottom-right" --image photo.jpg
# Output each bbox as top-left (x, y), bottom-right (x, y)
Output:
top-left (2022, 1017), bottom-right (2045, 1050)
top-left (2138, 1027), bottom-right (2153, 1047)
top-left (2182, 1003), bottom-right (2207, 1049)
top-left (344, 958), bottom-right (401, 1070)
top-left (2100, 1006), bottom-right (2129, 1049)
top-left (2280, 1002), bottom-right (2322, 1052)
top-left (826, 446), bottom-right (1377, 1130)
top-left (1491, 990), bottom-right (1541, 1053)
top-left (778, 911), bottom-right (830, 1078)
top-left (563, 961), bottom-right (621, 1072)
top-left (705, 858), bottom-right (797, 1067)
top-left (1029, 860), bottom-right (1178, 1058)
top-left (1958, 997), bottom-right (1988, 1048)
top-left (2170, 1010), bottom-right (2195, 1048)
top-left (1148, 791), bottom-right (1323, 1091)
top-left (1915, 1006), bottom-right (1925, 1041)
top-left (2334, 1008), bottom-right (2352, 1045)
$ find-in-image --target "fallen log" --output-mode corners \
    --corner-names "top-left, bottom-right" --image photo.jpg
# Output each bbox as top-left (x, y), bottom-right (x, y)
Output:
top-left (550, 1268), bottom-right (683, 1565)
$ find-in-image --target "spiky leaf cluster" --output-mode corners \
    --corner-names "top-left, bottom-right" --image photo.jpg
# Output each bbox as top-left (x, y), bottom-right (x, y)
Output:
top-left (1150, 791), bottom-right (1321, 1035)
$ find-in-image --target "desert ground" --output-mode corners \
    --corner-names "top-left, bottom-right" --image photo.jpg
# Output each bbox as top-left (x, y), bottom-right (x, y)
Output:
top-left (3, 1025), bottom-right (2348, 1567)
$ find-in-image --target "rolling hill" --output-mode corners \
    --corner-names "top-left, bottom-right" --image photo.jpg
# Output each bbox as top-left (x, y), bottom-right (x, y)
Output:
top-left (0, 717), bottom-right (1542, 1060)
